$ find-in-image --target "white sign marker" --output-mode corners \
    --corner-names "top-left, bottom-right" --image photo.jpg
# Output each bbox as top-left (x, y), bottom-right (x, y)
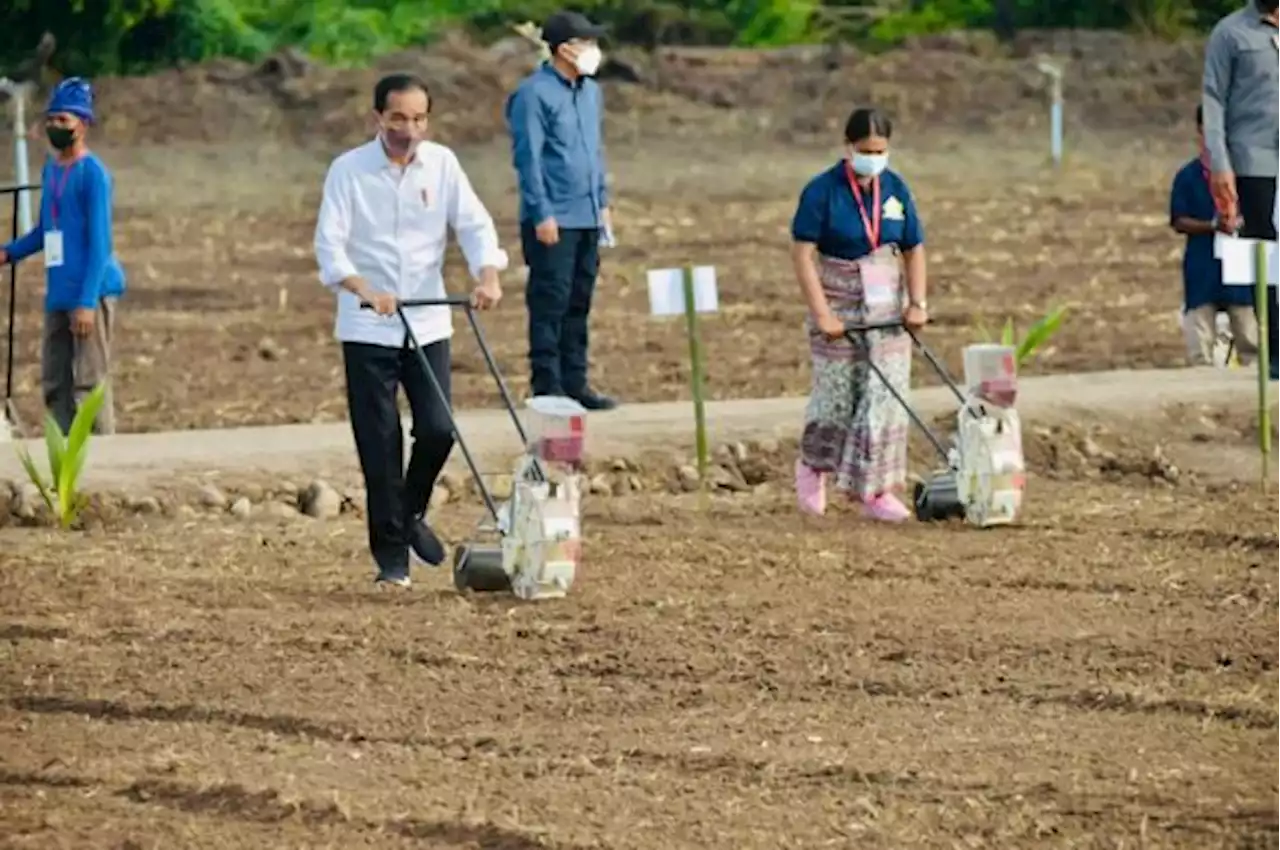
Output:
top-left (646, 266), bottom-right (720, 316)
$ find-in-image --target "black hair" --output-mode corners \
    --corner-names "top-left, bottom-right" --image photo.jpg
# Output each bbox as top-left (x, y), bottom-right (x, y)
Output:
top-left (844, 107), bottom-right (893, 144)
top-left (374, 73), bottom-right (431, 113)
top-left (1195, 104), bottom-right (1203, 128)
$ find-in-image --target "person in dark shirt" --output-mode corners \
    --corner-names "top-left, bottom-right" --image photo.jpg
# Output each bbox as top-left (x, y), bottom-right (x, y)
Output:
top-left (1170, 105), bottom-right (1258, 366)
top-left (790, 107), bottom-right (928, 523)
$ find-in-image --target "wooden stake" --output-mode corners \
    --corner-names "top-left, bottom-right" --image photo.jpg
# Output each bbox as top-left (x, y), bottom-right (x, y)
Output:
top-left (681, 266), bottom-right (709, 491)
top-left (1254, 240), bottom-right (1271, 490)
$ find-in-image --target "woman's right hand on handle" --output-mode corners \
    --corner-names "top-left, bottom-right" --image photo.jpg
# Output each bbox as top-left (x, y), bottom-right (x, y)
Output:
top-left (815, 311), bottom-right (846, 340)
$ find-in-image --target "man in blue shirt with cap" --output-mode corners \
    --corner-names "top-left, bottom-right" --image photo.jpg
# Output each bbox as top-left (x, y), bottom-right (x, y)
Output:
top-left (0, 77), bottom-right (126, 434)
top-left (1170, 105), bottom-right (1259, 366)
top-left (506, 10), bottom-right (617, 410)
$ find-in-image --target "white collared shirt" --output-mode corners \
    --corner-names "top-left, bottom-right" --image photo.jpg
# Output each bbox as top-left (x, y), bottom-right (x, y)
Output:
top-left (313, 138), bottom-right (509, 348)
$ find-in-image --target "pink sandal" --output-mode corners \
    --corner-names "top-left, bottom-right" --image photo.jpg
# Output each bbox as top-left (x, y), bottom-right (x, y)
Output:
top-left (862, 492), bottom-right (911, 523)
top-left (795, 460), bottom-right (827, 516)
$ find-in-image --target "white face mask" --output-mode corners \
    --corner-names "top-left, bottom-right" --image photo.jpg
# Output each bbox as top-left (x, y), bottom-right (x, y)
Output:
top-left (850, 151), bottom-right (889, 178)
top-left (573, 44), bottom-right (603, 76)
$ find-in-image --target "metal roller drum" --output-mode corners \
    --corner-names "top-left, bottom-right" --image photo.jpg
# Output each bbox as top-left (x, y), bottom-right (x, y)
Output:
top-left (453, 544), bottom-right (511, 593)
top-left (912, 472), bottom-right (965, 523)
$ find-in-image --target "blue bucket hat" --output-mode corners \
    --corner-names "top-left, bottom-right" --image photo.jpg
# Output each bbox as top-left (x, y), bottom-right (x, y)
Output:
top-left (47, 77), bottom-right (95, 124)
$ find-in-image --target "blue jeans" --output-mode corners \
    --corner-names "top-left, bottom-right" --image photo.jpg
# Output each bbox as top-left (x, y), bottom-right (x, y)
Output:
top-left (521, 223), bottom-right (600, 396)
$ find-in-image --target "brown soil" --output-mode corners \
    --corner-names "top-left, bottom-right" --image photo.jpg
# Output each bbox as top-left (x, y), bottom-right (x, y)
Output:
top-left (74, 30), bottom-right (1203, 149)
top-left (0, 405), bottom-right (1275, 849)
top-left (0, 30), bottom-right (1218, 435)
top-left (0, 127), bottom-right (1211, 435)
top-left (0, 30), bottom-right (1272, 850)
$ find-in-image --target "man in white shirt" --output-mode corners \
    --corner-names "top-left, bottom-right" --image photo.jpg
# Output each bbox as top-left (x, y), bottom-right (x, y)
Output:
top-left (314, 73), bottom-right (507, 587)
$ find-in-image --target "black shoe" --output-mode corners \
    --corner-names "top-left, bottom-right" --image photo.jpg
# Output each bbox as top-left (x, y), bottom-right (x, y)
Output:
top-left (373, 548), bottom-right (412, 587)
top-left (374, 565), bottom-right (412, 588)
top-left (409, 516), bottom-right (446, 567)
top-left (568, 388), bottom-right (618, 411)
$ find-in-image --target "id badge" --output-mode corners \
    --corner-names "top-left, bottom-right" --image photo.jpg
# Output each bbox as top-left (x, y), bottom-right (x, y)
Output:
top-left (861, 264), bottom-right (899, 315)
top-left (45, 230), bottom-right (65, 268)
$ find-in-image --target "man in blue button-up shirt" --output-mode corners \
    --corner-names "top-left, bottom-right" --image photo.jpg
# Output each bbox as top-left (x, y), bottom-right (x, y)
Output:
top-left (1202, 0), bottom-right (1279, 379)
top-left (506, 10), bottom-right (617, 410)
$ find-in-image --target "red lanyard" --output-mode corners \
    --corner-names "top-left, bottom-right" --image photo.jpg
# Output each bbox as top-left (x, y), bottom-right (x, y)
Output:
top-left (844, 160), bottom-right (881, 249)
top-left (49, 156), bottom-right (83, 229)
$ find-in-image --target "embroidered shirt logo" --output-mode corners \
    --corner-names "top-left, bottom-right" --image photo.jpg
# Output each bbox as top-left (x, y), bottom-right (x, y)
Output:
top-left (882, 196), bottom-right (905, 221)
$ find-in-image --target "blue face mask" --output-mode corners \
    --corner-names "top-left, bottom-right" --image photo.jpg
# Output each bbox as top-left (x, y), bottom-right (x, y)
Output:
top-left (850, 152), bottom-right (889, 178)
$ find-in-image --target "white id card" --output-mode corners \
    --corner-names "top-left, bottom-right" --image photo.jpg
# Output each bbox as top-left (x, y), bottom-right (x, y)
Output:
top-left (862, 264), bottom-right (899, 311)
top-left (45, 231), bottom-right (65, 268)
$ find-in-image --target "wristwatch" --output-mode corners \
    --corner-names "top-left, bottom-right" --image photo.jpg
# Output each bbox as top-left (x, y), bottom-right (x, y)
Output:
top-left (909, 299), bottom-right (928, 311)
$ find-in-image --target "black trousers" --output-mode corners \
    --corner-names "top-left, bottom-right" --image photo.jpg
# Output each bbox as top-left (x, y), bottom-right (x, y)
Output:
top-left (343, 338), bottom-right (454, 571)
top-left (521, 223), bottom-right (600, 396)
top-left (1236, 176), bottom-right (1278, 377)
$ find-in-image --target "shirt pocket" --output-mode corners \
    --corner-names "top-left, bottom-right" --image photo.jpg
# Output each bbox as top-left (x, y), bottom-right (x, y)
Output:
top-left (879, 216), bottom-right (908, 248)
top-left (545, 104), bottom-right (581, 146)
top-left (400, 176), bottom-right (448, 255)
top-left (1237, 45), bottom-right (1279, 80)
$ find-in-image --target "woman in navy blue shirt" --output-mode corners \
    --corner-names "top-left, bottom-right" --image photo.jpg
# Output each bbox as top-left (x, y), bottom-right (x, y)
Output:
top-left (790, 107), bottom-right (928, 522)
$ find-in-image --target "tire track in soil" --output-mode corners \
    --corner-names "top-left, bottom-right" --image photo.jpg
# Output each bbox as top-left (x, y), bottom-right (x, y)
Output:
top-left (0, 767), bottom-right (582, 849)
top-left (4, 761), bottom-right (1275, 847)
top-left (7, 603), bottom-right (1275, 727)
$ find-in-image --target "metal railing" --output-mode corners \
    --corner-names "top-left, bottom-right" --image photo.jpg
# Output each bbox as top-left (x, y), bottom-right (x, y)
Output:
top-left (2, 182), bottom-right (39, 426)
top-left (2, 182), bottom-right (40, 240)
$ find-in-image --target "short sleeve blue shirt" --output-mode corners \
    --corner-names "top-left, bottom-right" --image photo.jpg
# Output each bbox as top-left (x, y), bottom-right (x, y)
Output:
top-left (1169, 158), bottom-right (1250, 309)
top-left (790, 162), bottom-right (924, 261)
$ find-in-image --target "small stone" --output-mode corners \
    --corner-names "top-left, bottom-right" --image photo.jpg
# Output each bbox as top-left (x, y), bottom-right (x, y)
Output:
top-left (711, 464), bottom-right (749, 493)
top-left (263, 501), bottom-right (302, 520)
top-left (257, 337), bottom-right (283, 361)
top-left (128, 495), bottom-right (162, 515)
top-left (176, 505), bottom-right (199, 519)
top-left (610, 457), bottom-right (630, 472)
top-left (753, 482), bottom-right (776, 498)
top-left (229, 497), bottom-right (253, 519)
top-left (277, 480), bottom-right (299, 497)
top-left (1080, 437), bottom-right (1104, 460)
top-left (300, 479), bottom-right (342, 519)
top-left (613, 474), bottom-right (634, 496)
top-left (589, 473), bottom-right (614, 496)
top-left (730, 441), bottom-right (749, 463)
top-left (627, 474), bottom-right (644, 493)
top-left (756, 438), bottom-right (781, 454)
top-left (13, 482), bottom-right (40, 519)
top-left (197, 483), bottom-right (227, 510)
top-left (677, 465), bottom-right (701, 492)
top-left (239, 483), bottom-right (266, 502)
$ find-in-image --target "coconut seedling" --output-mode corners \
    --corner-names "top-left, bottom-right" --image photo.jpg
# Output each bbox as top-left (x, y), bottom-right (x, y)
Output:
top-left (16, 382), bottom-right (108, 529)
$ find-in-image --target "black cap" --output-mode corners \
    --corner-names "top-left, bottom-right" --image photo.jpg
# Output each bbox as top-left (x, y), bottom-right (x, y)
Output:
top-left (542, 11), bottom-right (607, 51)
